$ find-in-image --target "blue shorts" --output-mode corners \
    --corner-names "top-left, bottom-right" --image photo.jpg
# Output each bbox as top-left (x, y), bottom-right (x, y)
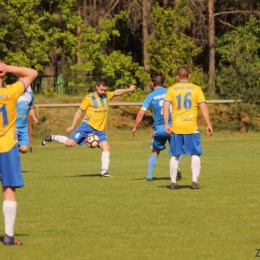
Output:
top-left (17, 127), bottom-right (29, 146)
top-left (70, 121), bottom-right (108, 146)
top-left (151, 130), bottom-right (171, 151)
top-left (168, 132), bottom-right (202, 156)
top-left (0, 144), bottom-right (24, 188)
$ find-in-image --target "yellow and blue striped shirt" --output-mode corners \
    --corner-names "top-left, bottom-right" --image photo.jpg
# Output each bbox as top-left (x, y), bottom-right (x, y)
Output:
top-left (80, 92), bottom-right (115, 131)
top-left (0, 81), bottom-right (25, 152)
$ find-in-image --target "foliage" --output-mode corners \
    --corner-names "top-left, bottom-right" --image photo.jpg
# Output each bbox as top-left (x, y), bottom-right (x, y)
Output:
top-left (146, 2), bottom-right (203, 86)
top-left (43, 85), bottom-right (58, 98)
top-left (120, 87), bottom-right (148, 102)
top-left (0, 0), bottom-right (80, 72)
top-left (70, 11), bottom-right (150, 93)
top-left (216, 16), bottom-right (260, 103)
top-left (0, 0), bottom-right (50, 70)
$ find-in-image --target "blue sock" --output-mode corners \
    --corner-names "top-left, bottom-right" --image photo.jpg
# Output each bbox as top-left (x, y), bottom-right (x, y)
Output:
top-left (178, 154), bottom-right (183, 166)
top-left (147, 154), bottom-right (158, 179)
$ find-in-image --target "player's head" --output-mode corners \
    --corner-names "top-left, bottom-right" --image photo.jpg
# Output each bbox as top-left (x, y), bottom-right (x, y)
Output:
top-left (150, 72), bottom-right (165, 88)
top-left (176, 66), bottom-right (190, 80)
top-left (96, 78), bottom-right (108, 96)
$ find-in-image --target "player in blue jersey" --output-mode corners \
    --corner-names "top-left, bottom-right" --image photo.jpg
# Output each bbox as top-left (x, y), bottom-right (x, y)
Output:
top-left (16, 86), bottom-right (39, 153)
top-left (163, 66), bottom-right (213, 189)
top-left (132, 73), bottom-right (182, 181)
top-left (0, 62), bottom-right (38, 245)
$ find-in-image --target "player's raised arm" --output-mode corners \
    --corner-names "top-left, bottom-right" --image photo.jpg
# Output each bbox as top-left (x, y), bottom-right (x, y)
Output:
top-left (114, 85), bottom-right (136, 96)
top-left (0, 62), bottom-right (38, 87)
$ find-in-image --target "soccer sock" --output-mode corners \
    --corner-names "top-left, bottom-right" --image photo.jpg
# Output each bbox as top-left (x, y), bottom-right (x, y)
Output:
top-left (191, 155), bottom-right (201, 182)
top-left (170, 156), bottom-right (179, 183)
top-left (178, 154), bottom-right (183, 170)
top-left (52, 135), bottom-right (68, 145)
top-left (147, 154), bottom-right (158, 179)
top-left (101, 151), bottom-right (110, 174)
top-left (3, 200), bottom-right (17, 237)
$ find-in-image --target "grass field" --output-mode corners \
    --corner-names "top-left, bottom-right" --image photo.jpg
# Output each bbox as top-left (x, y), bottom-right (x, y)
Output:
top-left (1, 130), bottom-right (260, 260)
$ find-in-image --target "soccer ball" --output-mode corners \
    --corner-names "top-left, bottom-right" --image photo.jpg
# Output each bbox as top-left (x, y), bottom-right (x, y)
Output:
top-left (86, 134), bottom-right (100, 148)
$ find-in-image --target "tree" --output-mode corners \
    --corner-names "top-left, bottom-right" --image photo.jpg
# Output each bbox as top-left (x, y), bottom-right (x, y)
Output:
top-left (0, 0), bottom-right (53, 71)
top-left (208, 0), bottom-right (215, 97)
top-left (216, 16), bottom-right (260, 103)
top-left (70, 11), bottom-right (149, 93)
top-left (186, 0), bottom-right (260, 96)
top-left (146, 2), bottom-right (204, 87)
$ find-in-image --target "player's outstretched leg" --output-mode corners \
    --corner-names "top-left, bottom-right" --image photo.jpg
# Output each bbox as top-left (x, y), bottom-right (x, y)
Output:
top-left (42, 133), bottom-right (53, 145)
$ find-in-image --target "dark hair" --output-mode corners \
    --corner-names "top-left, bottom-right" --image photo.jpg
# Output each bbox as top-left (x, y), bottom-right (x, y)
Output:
top-left (177, 66), bottom-right (189, 79)
top-left (97, 78), bottom-right (108, 87)
top-left (150, 72), bottom-right (165, 86)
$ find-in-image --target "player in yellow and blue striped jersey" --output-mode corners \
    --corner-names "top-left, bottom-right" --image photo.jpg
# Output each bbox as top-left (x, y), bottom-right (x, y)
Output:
top-left (42, 78), bottom-right (136, 177)
top-left (0, 62), bottom-right (38, 245)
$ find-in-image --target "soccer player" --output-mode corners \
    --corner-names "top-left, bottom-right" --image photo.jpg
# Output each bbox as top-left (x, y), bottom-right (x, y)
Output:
top-left (0, 62), bottom-right (38, 245)
top-left (163, 66), bottom-right (213, 189)
top-left (16, 86), bottom-right (39, 153)
top-left (132, 72), bottom-right (182, 181)
top-left (42, 79), bottom-right (136, 177)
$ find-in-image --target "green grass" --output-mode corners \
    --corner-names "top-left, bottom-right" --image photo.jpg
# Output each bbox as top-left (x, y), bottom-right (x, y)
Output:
top-left (1, 131), bottom-right (260, 260)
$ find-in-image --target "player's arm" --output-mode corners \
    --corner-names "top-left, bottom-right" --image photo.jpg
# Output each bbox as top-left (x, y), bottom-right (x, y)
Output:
top-left (199, 103), bottom-right (213, 136)
top-left (132, 109), bottom-right (146, 137)
top-left (163, 101), bottom-right (172, 135)
top-left (0, 62), bottom-right (38, 87)
top-left (114, 85), bottom-right (136, 96)
top-left (29, 108), bottom-right (39, 124)
top-left (66, 109), bottom-right (83, 134)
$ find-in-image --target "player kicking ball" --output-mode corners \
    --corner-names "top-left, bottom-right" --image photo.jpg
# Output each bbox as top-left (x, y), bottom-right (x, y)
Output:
top-left (42, 79), bottom-right (136, 177)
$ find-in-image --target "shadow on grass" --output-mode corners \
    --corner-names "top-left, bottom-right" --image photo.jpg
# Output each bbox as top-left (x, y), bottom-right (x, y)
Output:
top-left (22, 170), bottom-right (38, 173)
top-left (133, 177), bottom-right (170, 181)
top-left (64, 174), bottom-right (100, 178)
top-left (158, 184), bottom-right (200, 189)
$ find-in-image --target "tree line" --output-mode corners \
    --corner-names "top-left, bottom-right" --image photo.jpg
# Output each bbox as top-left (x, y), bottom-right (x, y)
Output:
top-left (1, 0), bottom-right (260, 104)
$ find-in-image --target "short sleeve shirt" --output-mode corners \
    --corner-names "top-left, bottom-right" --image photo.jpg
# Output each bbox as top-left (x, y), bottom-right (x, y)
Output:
top-left (80, 92), bottom-right (115, 131)
top-left (0, 81), bottom-right (25, 152)
top-left (141, 87), bottom-right (171, 131)
top-left (164, 82), bottom-right (206, 134)
top-left (16, 92), bottom-right (34, 130)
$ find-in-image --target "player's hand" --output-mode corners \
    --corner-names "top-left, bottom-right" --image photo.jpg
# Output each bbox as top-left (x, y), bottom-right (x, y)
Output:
top-left (0, 62), bottom-right (8, 77)
top-left (206, 125), bottom-right (213, 136)
top-left (165, 125), bottom-right (172, 135)
top-left (129, 85), bottom-right (136, 92)
top-left (66, 126), bottom-right (73, 133)
top-left (33, 117), bottom-right (39, 125)
top-left (132, 127), bottom-right (137, 137)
